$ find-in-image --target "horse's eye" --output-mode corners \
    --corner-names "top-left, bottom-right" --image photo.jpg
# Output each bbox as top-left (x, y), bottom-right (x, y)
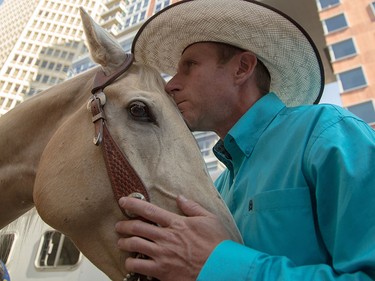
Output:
top-left (128, 101), bottom-right (155, 123)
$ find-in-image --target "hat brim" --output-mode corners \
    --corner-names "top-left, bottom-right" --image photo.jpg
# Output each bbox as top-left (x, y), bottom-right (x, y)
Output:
top-left (132, 0), bottom-right (324, 106)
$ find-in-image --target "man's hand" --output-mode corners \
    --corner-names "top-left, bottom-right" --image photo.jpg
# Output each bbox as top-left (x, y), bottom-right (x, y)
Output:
top-left (115, 195), bottom-right (231, 281)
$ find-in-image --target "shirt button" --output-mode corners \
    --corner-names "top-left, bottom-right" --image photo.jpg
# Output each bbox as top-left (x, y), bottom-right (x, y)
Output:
top-left (248, 199), bottom-right (253, 211)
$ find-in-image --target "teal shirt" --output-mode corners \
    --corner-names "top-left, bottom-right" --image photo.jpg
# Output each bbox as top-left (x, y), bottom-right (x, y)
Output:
top-left (198, 93), bottom-right (375, 280)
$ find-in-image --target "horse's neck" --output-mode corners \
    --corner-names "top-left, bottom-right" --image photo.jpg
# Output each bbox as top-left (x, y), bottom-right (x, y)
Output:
top-left (0, 69), bottom-right (95, 227)
top-left (1, 70), bottom-right (94, 160)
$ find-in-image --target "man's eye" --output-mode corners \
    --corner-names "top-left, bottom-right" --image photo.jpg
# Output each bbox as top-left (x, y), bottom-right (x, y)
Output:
top-left (128, 101), bottom-right (155, 123)
top-left (181, 60), bottom-right (196, 74)
top-left (186, 61), bottom-right (195, 67)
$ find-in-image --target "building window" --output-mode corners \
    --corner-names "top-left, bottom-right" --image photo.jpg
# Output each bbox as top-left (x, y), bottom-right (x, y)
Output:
top-left (322, 13), bottom-right (348, 34)
top-left (371, 2), bottom-right (375, 17)
top-left (140, 11), bottom-right (146, 21)
top-left (0, 233), bottom-right (15, 264)
top-left (338, 66), bottom-right (367, 92)
top-left (317, 0), bottom-right (340, 10)
top-left (48, 62), bottom-right (55, 70)
top-left (155, 0), bottom-right (170, 13)
top-left (125, 18), bottom-right (131, 28)
top-left (132, 15), bottom-right (138, 24)
top-left (347, 100), bottom-right (375, 125)
top-left (329, 38), bottom-right (357, 61)
top-left (42, 75), bottom-right (49, 83)
top-left (136, 2), bottom-right (142, 11)
top-left (35, 231), bottom-right (81, 269)
top-left (46, 48), bottom-right (53, 56)
top-left (28, 87), bottom-right (37, 96)
top-left (50, 77), bottom-right (57, 84)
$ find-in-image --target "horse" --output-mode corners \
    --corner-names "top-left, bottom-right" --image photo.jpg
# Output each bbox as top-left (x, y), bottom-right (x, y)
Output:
top-left (0, 8), bottom-right (242, 281)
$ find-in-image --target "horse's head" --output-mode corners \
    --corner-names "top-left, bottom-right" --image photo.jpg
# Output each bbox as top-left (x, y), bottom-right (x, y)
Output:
top-left (32, 8), bottom-right (241, 281)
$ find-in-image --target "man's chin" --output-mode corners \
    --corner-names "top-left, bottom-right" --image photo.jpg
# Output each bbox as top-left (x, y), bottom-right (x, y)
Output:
top-left (184, 120), bottom-right (194, 132)
top-left (181, 116), bottom-right (195, 132)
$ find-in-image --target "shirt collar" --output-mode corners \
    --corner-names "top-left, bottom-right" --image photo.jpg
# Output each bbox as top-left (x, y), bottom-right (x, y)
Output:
top-left (214, 93), bottom-right (285, 164)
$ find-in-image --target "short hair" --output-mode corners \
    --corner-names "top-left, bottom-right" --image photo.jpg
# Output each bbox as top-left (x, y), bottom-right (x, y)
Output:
top-left (214, 42), bottom-right (271, 95)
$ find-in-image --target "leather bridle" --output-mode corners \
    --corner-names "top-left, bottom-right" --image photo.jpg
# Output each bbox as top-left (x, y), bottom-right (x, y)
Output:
top-left (88, 53), bottom-right (150, 210)
top-left (87, 53), bottom-right (154, 281)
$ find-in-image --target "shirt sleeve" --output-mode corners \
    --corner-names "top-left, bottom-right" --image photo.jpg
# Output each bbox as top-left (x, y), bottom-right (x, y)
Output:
top-left (197, 240), bottom-right (254, 280)
top-left (304, 114), bottom-right (375, 279)
top-left (198, 113), bottom-right (375, 281)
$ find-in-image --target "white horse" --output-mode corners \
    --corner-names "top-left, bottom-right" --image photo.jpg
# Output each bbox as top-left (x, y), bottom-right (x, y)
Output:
top-left (0, 8), bottom-right (242, 281)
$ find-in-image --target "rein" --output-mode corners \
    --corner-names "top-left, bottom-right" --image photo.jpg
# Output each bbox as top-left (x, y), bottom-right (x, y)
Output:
top-left (87, 53), bottom-right (153, 281)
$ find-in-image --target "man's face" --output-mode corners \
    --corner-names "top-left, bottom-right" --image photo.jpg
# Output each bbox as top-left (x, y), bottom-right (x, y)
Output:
top-left (165, 42), bottom-right (238, 133)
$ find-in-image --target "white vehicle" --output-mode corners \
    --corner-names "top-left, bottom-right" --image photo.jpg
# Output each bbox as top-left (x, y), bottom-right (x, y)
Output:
top-left (1, 210), bottom-right (110, 281)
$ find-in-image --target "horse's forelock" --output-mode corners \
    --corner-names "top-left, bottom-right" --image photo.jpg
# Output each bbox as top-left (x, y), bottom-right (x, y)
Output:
top-left (129, 62), bottom-right (167, 94)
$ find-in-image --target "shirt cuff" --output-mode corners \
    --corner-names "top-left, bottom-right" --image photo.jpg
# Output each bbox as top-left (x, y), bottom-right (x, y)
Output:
top-left (197, 240), bottom-right (259, 281)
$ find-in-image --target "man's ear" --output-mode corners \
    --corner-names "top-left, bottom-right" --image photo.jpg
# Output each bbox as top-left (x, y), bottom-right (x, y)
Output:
top-left (234, 52), bottom-right (257, 84)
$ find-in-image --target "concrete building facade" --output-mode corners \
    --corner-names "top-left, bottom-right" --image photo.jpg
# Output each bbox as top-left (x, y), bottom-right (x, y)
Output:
top-left (0, 0), bottom-right (104, 116)
top-left (317, 0), bottom-right (375, 127)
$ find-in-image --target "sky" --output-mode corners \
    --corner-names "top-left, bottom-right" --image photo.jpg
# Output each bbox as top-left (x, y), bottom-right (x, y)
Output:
top-left (319, 82), bottom-right (342, 106)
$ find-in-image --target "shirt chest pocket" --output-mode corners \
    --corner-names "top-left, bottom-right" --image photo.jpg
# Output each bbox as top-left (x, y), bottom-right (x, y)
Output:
top-left (240, 187), bottom-right (328, 265)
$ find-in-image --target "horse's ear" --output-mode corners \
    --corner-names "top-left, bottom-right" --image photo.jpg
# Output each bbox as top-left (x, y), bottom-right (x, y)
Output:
top-left (80, 7), bottom-right (127, 75)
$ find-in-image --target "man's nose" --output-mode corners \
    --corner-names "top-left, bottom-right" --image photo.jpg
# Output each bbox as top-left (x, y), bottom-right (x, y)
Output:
top-left (165, 76), bottom-right (179, 97)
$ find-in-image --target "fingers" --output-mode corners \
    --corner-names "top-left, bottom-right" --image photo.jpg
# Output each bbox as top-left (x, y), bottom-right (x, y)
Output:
top-left (115, 219), bottom-right (165, 242)
top-left (119, 197), bottom-right (176, 227)
top-left (116, 221), bottom-right (174, 280)
top-left (176, 195), bottom-right (213, 217)
top-left (117, 235), bottom-right (159, 259)
top-left (125, 256), bottom-right (157, 280)
top-left (116, 196), bottom-right (224, 281)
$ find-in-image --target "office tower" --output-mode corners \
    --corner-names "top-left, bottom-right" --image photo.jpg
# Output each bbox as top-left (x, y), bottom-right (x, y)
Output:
top-left (317, 0), bottom-right (375, 127)
top-left (0, 0), bottom-right (104, 116)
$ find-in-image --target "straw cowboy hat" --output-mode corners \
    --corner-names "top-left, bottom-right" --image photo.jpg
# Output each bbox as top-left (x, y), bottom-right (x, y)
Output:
top-left (131, 0), bottom-right (325, 106)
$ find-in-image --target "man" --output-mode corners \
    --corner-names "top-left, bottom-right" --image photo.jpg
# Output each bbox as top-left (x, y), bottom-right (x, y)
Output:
top-left (115, 0), bottom-right (375, 280)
